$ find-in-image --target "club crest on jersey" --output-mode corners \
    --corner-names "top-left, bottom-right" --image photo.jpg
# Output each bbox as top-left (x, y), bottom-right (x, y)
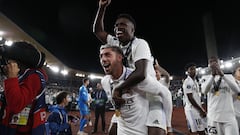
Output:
top-left (187, 85), bottom-right (191, 89)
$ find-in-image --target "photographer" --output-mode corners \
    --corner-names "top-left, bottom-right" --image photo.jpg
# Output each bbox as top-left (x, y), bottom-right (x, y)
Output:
top-left (0, 41), bottom-right (48, 135)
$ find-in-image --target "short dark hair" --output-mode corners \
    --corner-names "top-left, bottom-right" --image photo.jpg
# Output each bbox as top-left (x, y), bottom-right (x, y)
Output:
top-left (184, 62), bottom-right (196, 71)
top-left (209, 56), bottom-right (219, 63)
top-left (82, 77), bottom-right (89, 84)
top-left (100, 44), bottom-right (124, 57)
top-left (56, 91), bottom-right (69, 104)
top-left (117, 13), bottom-right (136, 29)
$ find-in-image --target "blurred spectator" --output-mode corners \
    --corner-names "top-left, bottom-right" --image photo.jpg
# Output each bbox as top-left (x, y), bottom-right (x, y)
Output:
top-left (47, 91), bottom-right (72, 135)
top-left (69, 92), bottom-right (78, 111)
top-left (176, 88), bottom-right (183, 107)
top-left (91, 83), bottom-right (108, 134)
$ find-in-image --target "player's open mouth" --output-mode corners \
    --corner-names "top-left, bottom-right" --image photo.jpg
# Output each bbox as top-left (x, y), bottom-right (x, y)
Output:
top-left (103, 63), bottom-right (110, 70)
top-left (116, 30), bottom-right (124, 37)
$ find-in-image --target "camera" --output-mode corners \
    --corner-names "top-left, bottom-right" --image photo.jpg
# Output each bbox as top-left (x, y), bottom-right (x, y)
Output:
top-left (0, 41), bottom-right (45, 68)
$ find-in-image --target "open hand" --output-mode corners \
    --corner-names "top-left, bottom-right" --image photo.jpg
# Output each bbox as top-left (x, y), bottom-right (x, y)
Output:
top-left (99, 0), bottom-right (111, 7)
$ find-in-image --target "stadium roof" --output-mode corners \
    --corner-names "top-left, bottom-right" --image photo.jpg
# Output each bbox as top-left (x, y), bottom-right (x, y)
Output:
top-left (0, 12), bottom-right (103, 78)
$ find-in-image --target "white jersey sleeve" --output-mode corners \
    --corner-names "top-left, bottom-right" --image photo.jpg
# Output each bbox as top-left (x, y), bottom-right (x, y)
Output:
top-left (201, 75), bottom-right (214, 94)
top-left (183, 76), bottom-right (202, 110)
top-left (131, 38), bottom-right (152, 63)
top-left (101, 75), bottom-right (112, 101)
top-left (183, 77), bottom-right (194, 94)
top-left (132, 38), bottom-right (155, 77)
top-left (223, 74), bottom-right (240, 93)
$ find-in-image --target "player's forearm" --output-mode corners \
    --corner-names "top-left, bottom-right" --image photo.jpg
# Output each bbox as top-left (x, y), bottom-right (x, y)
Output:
top-left (116, 60), bottom-right (147, 91)
top-left (159, 66), bottom-right (170, 79)
top-left (223, 75), bottom-right (240, 93)
top-left (115, 70), bottom-right (145, 92)
top-left (93, 5), bottom-right (108, 43)
top-left (201, 76), bottom-right (214, 94)
top-left (93, 5), bottom-right (105, 33)
top-left (189, 98), bottom-right (204, 113)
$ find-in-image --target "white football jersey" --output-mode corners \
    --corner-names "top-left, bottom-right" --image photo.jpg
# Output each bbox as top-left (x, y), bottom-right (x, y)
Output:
top-left (182, 76), bottom-right (202, 110)
top-left (101, 67), bottom-right (149, 135)
top-left (107, 34), bottom-right (156, 77)
top-left (202, 74), bottom-right (240, 122)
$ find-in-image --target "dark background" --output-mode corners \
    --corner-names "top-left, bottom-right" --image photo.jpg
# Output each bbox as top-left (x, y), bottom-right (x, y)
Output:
top-left (1, 0), bottom-right (240, 76)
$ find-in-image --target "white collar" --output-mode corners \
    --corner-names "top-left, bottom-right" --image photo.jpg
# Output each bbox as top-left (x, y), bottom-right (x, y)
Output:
top-left (110, 66), bottom-right (126, 84)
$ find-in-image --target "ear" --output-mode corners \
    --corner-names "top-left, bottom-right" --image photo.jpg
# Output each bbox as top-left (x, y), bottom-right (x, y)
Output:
top-left (132, 28), bottom-right (135, 33)
top-left (117, 54), bottom-right (123, 62)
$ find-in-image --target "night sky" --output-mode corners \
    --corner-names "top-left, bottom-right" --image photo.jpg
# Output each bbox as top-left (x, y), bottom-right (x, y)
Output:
top-left (0, 0), bottom-right (240, 76)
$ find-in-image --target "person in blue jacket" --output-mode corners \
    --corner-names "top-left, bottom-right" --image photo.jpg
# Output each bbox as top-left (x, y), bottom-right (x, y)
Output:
top-left (47, 91), bottom-right (72, 135)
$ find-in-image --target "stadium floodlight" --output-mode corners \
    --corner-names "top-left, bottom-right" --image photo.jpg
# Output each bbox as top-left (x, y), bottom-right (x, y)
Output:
top-left (75, 73), bottom-right (85, 77)
top-left (88, 74), bottom-right (103, 80)
top-left (60, 69), bottom-right (68, 76)
top-left (49, 65), bottom-right (59, 73)
top-left (0, 31), bottom-right (4, 35)
top-left (199, 69), bottom-right (206, 75)
top-left (220, 64), bottom-right (224, 69)
top-left (224, 62), bottom-right (233, 69)
top-left (5, 40), bottom-right (13, 46)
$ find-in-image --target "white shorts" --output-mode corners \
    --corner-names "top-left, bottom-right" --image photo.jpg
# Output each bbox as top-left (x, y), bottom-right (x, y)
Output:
top-left (184, 108), bottom-right (205, 132)
top-left (146, 108), bottom-right (167, 131)
top-left (117, 114), bottom-right (148, 135)
top-left (207, 117), bottom-right (239, 135)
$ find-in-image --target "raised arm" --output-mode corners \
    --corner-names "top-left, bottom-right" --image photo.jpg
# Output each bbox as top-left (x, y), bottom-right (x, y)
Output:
top-left (93, 0), bottom-right (111, 44)
top-left (223, 75), bottom-right (240, 93)
top-left (114, 59), bottom-right (147, 92)
top-left (154, 59), bottom-right (170, 85)
top-left (201, 75), bottom-right (214, 94)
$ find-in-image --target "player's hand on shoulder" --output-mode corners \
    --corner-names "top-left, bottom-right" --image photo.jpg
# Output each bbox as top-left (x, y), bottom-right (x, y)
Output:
top-left (112, 90), bottom-right (125, 107)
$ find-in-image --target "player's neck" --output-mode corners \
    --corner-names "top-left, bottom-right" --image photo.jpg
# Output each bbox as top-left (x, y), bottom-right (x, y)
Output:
top-left (120, 37), bottom-right (135, 46)
top-left (189, 75), bottom-right (195, 80)
top-left (111, 66), bottom-right (124, 80)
